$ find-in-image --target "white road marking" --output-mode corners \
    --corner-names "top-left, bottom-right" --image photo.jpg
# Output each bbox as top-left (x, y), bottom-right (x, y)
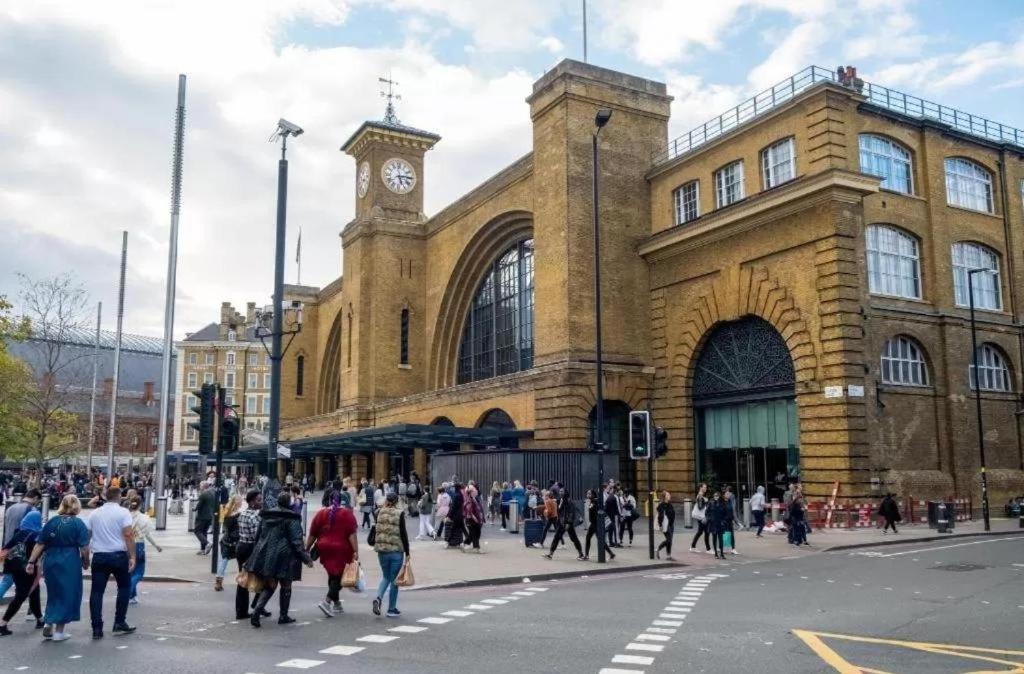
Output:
top-left (116, 646), bottom-right (127, 650)
top-left (511, 591), bottom-right (534, 596)
top-left (441, 610), bottom-right (474, 617)
top-left (867, 535), bottom-right (1024, 558)
top-left (659, 612), bottom-right (689, 619)
top-left (498, 596), bottom-right (520, 601)
top-left (357, 634), bottom-right (399, 643)
top-left (319, 646), bottom-right (365, 656)
top-left (481, 599), bottom-right (508, 605)
top-left (670, 601), bottom-right (696, 606)
top-left (389, 626), bottom-right (428, 634)
top-left (526, 587), bottom-right (549, 591)
top-left (68, 656), bottom-right (82, 660)
top-left (652, 620), bottom-right (683, 627)
top-left (275, 659), bottom-right (325, 669)
top-left (612, 655), bottom-right (655, 665)
top-left (600, 669), bottom-right (645, 674)
top-left (15, 668), bottom-right (29, 671)
top-left (156, 637), bottom-right (168, 641)
top-left (635, 634), bottom-right (671, 642)
top-left (418, 617), bottom-right (452, 625)
top-left (465, 604), bottom-right (493, 610)
top-left (1013, 563), bottom-right (1024, 568)
top-left (647, 627), bottom-right (677, 635)
top-left (626, 643), bottom-right (665, 653)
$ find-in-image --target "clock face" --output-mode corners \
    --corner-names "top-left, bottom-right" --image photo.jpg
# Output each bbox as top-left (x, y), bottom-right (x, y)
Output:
top-left (381, 157), bottom-right (416, 194)
top-left (357, 161), bottom-right (370, 198)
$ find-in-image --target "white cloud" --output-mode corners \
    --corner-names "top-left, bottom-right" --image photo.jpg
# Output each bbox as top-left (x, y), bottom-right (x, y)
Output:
top-left (872, 37), bottom-right (1024, 92)
top-left (540, 36), bottom-right (564, 54)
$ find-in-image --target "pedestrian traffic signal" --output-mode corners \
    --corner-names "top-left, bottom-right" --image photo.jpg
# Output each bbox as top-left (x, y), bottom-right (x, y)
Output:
top-left (629, 410), bottom-right (651, 460)
top-left (188, 383), bottom-right (216, 455)
top-left (654, 426), bottom-right (668, 458)
top-left (219, 411), bottom-right (240, 453)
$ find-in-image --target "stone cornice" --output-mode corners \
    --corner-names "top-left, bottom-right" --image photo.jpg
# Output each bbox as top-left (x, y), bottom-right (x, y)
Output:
top-left (340, 122), bottom-right (440, 157)
top-left (639, 168), bottom-right (880, 262)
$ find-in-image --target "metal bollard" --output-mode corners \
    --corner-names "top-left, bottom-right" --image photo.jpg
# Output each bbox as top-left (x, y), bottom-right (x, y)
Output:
top-left (301, 500), bottom-right (309, 534)
top-left (682, 498), bottom-right (693, 528)
top-left (41, 495), bottom-right (51, 524)
top-left (155, 495), bottom-right (168, 530)
top-left (936, 502), bottom-right (949, 533)
top-left (508, 501), bottom-right (520, 533)
top-left (742, 498), bottom-right (752, 528)
top-left (188, 497), bottom-right (198, 532)
top-left (771, 499), bottom-right (780, 524)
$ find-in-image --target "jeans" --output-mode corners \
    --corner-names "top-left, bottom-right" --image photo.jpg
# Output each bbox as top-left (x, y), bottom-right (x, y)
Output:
top-left (376, 551), bottom-right (404, 612)
top-left (753, 510), bottom-right (766, 536)
top-left (129, 543), bottom-right (146, 600)
top-left (217, 552), bottom-right (230, 578)
top-left (90, 551), bottom-right (131, 631)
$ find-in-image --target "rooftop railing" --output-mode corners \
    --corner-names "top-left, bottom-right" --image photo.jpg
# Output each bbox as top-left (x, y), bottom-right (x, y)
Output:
top-left (652, 65), bottom-right (1024, 166)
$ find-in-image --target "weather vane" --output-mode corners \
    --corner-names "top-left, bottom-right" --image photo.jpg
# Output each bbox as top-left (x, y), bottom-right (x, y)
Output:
top-left (379, 74), bottom-right (401, 124)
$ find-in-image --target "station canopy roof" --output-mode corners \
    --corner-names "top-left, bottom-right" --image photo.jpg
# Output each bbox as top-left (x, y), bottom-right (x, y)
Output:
top-left (212, 423), bottom-right (532, 463)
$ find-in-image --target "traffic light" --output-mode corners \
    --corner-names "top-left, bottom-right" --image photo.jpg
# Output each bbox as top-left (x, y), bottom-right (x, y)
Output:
top-left (629, 410), bottom-right (651, 460)
top-left (189, 383), bottom-right (216, 454)
top-left (219, 411), bottom-right (240, 453)
top-left (654, 426), bottom-right (668, 458)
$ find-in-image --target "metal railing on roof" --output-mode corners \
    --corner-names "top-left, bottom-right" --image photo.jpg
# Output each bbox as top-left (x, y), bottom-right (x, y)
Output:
top-left (653, 65), bottom-right (1024, 166)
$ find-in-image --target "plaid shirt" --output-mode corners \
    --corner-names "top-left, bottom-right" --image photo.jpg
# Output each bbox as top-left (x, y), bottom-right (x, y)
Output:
top-left (238, 507), bottom-right (261, 544)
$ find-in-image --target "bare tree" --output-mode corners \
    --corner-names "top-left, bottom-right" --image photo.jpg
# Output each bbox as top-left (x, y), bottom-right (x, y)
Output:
top-left (13, 274), bottom-right (91, 473)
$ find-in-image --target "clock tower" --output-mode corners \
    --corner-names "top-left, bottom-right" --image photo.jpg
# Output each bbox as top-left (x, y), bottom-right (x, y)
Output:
top-left (340, 82), bottom-right (440, 223)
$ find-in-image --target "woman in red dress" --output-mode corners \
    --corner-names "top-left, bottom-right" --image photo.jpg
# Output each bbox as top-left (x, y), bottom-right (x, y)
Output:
top-left (307, 494), bottom-right (358, 617)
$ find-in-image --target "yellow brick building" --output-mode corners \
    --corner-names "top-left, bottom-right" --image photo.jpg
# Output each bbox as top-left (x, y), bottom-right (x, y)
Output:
top-left (274, 61), bottom-right (1024, 505)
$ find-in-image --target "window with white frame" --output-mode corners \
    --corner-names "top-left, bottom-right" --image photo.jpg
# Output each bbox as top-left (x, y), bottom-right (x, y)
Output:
top-left (952, 242), bottom-right (1001, 310)
top-left (761, 138), bottom-right (795, 188)
top-left (945, 158), bottom-right (993, 212)
top-left (225, 392), bottom-right (234, 406)
top-left (970, 343), bottom-right (1011, 391)
top-left (262, 396), bottom-right (270, 414)
top-left (226, 351), bottom-right (236, 366)
top-left (205, 353), bottom-right (214, 365)
top-left (187, 372), bottom-right (197, 388)
top-left (246, 394), bottom-right (257, 413)
top-left (673, 180), bottom-right (700, 225)
top-left (248, 353), bottom-right (258, 367)
top-left (186, 394), bottom-right (197, 412)
top-left (880, 336), bottom-right (929, 386)
top-left (247, 373), bottom-right (258, 389)
top-left (859, 134), bottom-right (912, 194)
top-left (264, 374), bottom-right (271, 389)
top-left (225, 371), bottom-right (235, 389)
top-left (203, 373), bottom-right (214, 385)
top-left (227, 329), bottom-right (236, 341)
top-left (188, 352), bottom-right (197, 365)
top-left (866, 225), bottom-right (921, 299)
top-left (714, 160), bottom-right (745, 208)
top-left (185, 425), bottom-right (196, 441)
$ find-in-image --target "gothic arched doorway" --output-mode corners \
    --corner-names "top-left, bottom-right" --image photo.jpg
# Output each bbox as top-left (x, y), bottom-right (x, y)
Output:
top-left (692, 316), bottom-right (799, 502)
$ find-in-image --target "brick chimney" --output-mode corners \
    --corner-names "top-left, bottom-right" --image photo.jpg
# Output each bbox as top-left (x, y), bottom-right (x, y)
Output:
top-left (103, 377), bottom-right (114, 396)
top-left (143, 381), bottom-right (154, 405)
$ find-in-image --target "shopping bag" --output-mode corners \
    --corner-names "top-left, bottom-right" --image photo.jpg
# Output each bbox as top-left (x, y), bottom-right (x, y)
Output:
top-left (723, 531), bottom-right (733, 549)
top-left (354, 563), bottom-right (366, 593)
top-left (395, 560), bottom-right (415, 587)
top-left (341, 561), bottom-right (359, 588)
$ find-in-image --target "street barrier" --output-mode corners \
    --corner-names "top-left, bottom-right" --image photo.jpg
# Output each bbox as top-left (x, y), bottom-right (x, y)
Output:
top-left (188, 497), bottom-right (198, 532)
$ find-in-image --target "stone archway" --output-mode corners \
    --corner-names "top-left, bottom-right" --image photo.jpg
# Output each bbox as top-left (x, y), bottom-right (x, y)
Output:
top-left (317, 311), bottom-right (343, 414)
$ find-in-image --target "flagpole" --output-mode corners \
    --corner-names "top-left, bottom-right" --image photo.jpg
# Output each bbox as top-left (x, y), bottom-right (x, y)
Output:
top-left (296, 226), bottom-right (302, 285)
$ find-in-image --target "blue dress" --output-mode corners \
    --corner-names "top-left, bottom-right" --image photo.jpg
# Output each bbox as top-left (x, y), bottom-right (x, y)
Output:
top-left (39, 515), bottom-right (90, 624)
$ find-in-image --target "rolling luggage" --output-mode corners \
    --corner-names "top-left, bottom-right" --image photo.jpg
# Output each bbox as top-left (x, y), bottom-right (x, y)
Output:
top-left (523, 518), bottom-right (545, 547)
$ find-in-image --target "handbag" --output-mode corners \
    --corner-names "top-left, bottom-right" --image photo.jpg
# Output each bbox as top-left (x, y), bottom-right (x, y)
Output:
top-left (366, 525), bottom-right (376, 547)
top-left (395, 560), bottom-right (415, 588)
top-left (691, 503), bottom-right (706, 522)
top-left (309, 541), bottom-right (320, 561)
top-left (354, 563), bottom-right (366, 593)
top-left (341, 561), bottom-right (360, 588)
top-left (723, 531), bottom-right (733, 549)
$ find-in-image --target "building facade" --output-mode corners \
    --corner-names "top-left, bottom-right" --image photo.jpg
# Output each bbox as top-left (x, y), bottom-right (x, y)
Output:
top-left (274, 61), bottom-right (1024, 505)
top-left (173, 302), bottom-right (279, 452)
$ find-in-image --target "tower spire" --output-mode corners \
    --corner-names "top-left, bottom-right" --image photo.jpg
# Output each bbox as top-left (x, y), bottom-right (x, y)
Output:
top-left (379, 74), bottom-right (401, 124)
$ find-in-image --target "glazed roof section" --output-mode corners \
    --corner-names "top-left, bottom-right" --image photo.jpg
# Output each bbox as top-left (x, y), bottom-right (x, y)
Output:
top-left (52, 326), bottom-right (166, 354)
top-left (652, 65), bottom-right (1024, 167)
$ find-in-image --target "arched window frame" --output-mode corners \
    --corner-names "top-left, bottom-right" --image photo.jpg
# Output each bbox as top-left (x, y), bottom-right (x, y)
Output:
top-left (952, 242), bottom-right (1001, 310)
top-left (761, 137), bottom-right (796, 189)
top-left (456, 239), bottom-right (535, 384)
top-left (859, 134), bottom-right (913, 194)
top-left (880, 336), bottom-right (929, 386)
top-left (866, 224), bottom-right (921, 299)
top-left (945, 157), bottom-right (993, 213)
top-left (970, 343), bottom-right (1012, 392)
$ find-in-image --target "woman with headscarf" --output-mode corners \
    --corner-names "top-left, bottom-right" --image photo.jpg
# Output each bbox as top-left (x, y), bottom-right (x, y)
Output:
top-left (246, 492), bottom-right (313, 628)
top-left (0, 510), bottom-right (44, 635)
top-left (307, 491), bottom-right (358, 617)
top-left (445, 483), bottom-right (465, 548)
top-left (29, 495), bottom-right (90, 641)
top-left (462, 485), bottom-right (484, 553)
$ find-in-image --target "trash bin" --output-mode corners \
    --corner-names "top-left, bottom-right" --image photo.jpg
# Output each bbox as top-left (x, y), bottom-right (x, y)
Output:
top-left (188, 497), bottom-right (199, 532)
top-left (682, 498), bottom-right (693, 529)
top-left (508, 501), bottom-right (520, 533)
top-left (927, 501), bottom-right (956, 530)
top-left (742, 498), bottom-right (752, 528)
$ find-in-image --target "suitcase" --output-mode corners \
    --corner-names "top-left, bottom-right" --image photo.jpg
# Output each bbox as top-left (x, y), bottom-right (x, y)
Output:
top-left (523, 518), bottom-right (545, 548)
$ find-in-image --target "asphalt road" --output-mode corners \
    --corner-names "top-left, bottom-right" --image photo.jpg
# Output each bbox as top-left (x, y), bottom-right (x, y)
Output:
top-left (2, 534), bottom-right (1022, 673)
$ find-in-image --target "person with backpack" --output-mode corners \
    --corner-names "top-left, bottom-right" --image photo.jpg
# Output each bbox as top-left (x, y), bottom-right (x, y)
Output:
top-left (543, 489), bottom-right (585, 560)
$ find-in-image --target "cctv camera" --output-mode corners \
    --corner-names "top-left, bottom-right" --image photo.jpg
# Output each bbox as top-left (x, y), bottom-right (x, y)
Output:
top-left (277, 118), bottom-right (304, 137)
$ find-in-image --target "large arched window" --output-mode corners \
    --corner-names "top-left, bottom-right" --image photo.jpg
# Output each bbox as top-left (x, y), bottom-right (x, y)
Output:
top-left (945, 158), bottom-right (993, 212)
top-left (866, 225), bottom-right (920, 299)
top-left (952, 242), bottom-right (1001, 310)
top-left (859, 134), bottom-right (912, 194)
top-left (456, 239), bottom-right (534, 384)
top-left (880, 336), bottom-right (928, 386)
top-left (970, 343), bottom-right (1012, 392)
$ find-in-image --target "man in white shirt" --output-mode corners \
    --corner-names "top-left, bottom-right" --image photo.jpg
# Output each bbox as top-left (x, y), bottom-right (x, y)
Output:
top-left (86, 487), bottom-right (137, 639)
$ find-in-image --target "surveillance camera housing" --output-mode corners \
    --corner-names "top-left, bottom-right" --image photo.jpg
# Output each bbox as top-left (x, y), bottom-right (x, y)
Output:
top-left (277, 118), bottom-right (304, 137)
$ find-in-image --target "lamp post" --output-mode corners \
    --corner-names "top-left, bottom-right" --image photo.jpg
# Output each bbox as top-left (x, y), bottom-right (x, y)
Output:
top-left (260, 119), bottom-right (304, 500)
top-left (967, 267), bottom-right (994, 532)
top-left (591, 107), bottom-right (612, 564)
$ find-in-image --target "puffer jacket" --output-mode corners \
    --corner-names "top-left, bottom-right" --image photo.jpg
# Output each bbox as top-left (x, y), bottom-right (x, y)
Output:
top-left (244, 507), bottom-right (311, 581)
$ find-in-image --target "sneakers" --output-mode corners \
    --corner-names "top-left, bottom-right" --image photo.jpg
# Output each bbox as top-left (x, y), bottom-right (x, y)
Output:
top-left (333, 601), bottom-right (344, 614)
top-left (42, 624), bottom-right (54, 639)
top-left (730, 549), bottom-right (739, 555)
top-left (112, 623), bottom-right (136, 636)
top-left (51, 632), bottom-right (71, 642)
top-left (542, 553), bottom-right (553, 559)
top-left (35, 619), bottom-right (44, 630)
top-left (531, 543), bottom-right (542, 548)
top-left (576, 555), bottom-right (586, 561)
top-left (385, 609), bottom-right (401, 618)
top-left (129, 597), bottom-right (139, 605)
top-left (705, 549), bottom-right (715, 555)
top-left (372, 597), bottom-right (382, 616)
top-left (92, 630), bottom-right (104, 640)
top-left (317, 600), bottom-right (334, 618)
top-left (689, 547), bottom-right (698, 553)
top-left (0, 626), bottom-right (12, 637)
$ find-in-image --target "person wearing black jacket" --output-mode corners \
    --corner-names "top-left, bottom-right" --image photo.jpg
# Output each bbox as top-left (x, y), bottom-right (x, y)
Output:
top-left (542, 489), bottom-right (584, 560)
top-left (603, 485), bottom-right (621, 549)
top-left (193, 482), bottom-right (218, 555)
top-left (706, 491), bottom-right (729, 559)
top-left (245, 493), bottom-right (313, 627)
top-left (583, 489), bottom-right (615, 560)
top-left (445, 482), bottom-right (465, 548)
top-left (655, 491), bottom-right (676, 560)
top-left (878, 493), bottom-right (901, 534)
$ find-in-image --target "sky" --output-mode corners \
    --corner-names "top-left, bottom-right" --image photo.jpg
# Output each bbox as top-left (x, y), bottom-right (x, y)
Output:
top-left (2, 0), bottom-right (1023, 340)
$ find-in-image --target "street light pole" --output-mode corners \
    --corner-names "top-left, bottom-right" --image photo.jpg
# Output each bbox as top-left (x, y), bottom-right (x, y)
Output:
top-left (591, 108), bottom-right (612, 564)
top-left (967, 268), bottom-right (992, 532)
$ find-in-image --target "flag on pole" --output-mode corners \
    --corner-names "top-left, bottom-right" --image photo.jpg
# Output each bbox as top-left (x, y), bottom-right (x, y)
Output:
top-left (295, 226), bottom-right (302, 264)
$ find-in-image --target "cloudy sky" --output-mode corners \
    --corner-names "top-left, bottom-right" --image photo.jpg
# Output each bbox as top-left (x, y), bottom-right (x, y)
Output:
top-left (2, 0), bottom-right (1022, 339)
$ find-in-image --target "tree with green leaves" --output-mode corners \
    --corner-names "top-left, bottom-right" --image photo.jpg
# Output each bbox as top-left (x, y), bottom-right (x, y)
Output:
top-left (0, 295), bottom-right (33, 465)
